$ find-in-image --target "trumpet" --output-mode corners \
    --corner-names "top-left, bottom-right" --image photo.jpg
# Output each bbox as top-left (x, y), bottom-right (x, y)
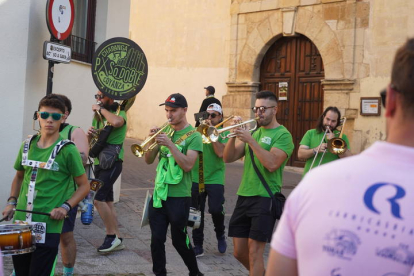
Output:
top-left (207, 117), bottom-right (259, 142)
top-left (131, 121), bottom-right (172, 157)
top-left (197, 115), bottom-right (234, 144)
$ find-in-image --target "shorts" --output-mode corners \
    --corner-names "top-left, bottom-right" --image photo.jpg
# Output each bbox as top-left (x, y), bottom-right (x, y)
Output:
top-left (94, 161), bottom-right (123, 202)
top-left (12, 233), bottom-right (60, 276)
top-left (228, 196), bottom-right (276, 243)
top-left (61, 205), bottom-right (78, 233)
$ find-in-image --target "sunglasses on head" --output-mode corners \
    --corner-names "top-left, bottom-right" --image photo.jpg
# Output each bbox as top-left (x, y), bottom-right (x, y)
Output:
top-left (38, 111), bottom-right (64, 121)
top-left (94, 94), bottom-right (104, 100)
top-left (208, 113), bottom-right (218, 119)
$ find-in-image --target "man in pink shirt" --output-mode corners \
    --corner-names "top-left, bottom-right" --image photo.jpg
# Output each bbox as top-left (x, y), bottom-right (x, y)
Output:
top-left (266, 39), bottom-right (414, 275)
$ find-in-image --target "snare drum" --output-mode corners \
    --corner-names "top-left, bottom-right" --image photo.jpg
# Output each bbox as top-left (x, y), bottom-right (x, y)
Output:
top-left (0, 224), bottom-right (36, 256)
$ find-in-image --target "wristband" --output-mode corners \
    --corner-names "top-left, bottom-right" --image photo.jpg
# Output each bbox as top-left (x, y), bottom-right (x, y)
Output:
top-left (7, 196), bottom-right (17, 202)
top-left (60, 202), bottom-right (72, 212)
top-left (7, 201), bottom-right (17, 206)
top-left (99, 106), bottom-right (105, 112)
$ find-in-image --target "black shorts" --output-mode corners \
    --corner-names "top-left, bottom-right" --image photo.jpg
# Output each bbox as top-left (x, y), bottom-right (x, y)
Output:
top-left (61, 205), bottom-right (78, 233)
top-left (12, 233), bottom-right (60, 276)
top-left (94, 161), bottom-right (123, 202)
top-left (228, 196), bottom-right (276, 243)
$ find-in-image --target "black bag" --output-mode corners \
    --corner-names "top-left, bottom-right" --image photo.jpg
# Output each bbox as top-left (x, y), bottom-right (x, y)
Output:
top-left (248, 146), bottom-right (286, 220)
top-left (98, 144), bottom-right (122, 170)
top-left (90, 125), bottom-right (113, 158)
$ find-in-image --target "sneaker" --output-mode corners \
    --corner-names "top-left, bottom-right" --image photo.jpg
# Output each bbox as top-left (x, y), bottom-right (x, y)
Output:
top-left (113, 237), bottom-right (125, 251)
top-left (193, 245), bottom-right (204, 257)
top-left (217, 234), bottom-right (227, 253)
top-left (97, 235), bottom-right (121, 253)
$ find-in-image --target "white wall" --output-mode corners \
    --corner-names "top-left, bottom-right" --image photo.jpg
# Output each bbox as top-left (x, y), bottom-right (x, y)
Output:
top-left (0, 0), bottom-right (131, 205)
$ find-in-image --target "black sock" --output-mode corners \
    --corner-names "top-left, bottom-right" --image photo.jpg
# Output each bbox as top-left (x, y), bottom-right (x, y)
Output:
top-left (107, 234), bottom-right (116, 238)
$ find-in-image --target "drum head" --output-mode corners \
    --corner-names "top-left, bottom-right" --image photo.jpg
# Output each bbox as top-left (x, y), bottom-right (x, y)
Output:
top-left (140, 190), bottom-right (151, 228)
top-left (92, 37), bottom-right (148, 100)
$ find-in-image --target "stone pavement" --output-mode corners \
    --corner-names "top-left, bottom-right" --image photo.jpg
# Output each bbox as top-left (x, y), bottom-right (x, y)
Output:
top-left (2, 138), bottom-right (302, 276)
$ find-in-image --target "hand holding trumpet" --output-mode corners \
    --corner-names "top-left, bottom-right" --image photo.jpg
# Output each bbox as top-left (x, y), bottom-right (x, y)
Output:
top-left (230, 116), bottom-right (254, 143)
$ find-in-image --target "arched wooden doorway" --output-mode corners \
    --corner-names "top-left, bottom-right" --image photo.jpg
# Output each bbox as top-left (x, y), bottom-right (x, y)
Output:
top-left (260, 34), bottom-right (325, 167)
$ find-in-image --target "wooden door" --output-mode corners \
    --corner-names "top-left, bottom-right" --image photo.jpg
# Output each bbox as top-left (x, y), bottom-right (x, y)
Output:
top-left (260, 35), bottom-right (324, 167)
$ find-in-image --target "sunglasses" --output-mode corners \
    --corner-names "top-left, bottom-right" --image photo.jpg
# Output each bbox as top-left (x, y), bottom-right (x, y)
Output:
top-left (251, 106), bottom-right (276, 113)
top-left (38, 111), bottom-right (64, 120)
top-left (94, 94), bottom-right (104, 100)
top-left (380, 89), bottom-right (386, 108)
top-left (208, 113), bottom-right (218, 119)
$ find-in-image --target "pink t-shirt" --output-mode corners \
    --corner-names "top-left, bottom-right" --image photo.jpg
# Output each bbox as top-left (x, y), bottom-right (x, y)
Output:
top-left (271, 141), bottom-right (414, 276)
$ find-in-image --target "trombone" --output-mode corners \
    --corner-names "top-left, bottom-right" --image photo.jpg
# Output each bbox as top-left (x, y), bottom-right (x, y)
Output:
top-left (309, 117), bottom-right (348, 170)
top-left (197, 115), bottom-right (234, 144)
top-left (131, 121), bottom-right (172, 157)
top-left (207, 117), bottom-right (259, 142)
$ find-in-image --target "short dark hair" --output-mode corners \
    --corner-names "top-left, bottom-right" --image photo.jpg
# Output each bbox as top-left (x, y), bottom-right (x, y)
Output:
top-left (256, 90), bottom-right (277, 104)
top-left (391, 38), bottom-right (414, 116)
top-left (38, 94), bottom-right (66, 114)
top-left (48, 94), bottom-right (72, 114)
top-left (316, 106), bottom-right (341, 133)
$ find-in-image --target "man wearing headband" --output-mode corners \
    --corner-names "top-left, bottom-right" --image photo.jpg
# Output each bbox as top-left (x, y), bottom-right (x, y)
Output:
top-left (87, 91), bottom-right (127, 253)
top-left (145, 93), bottom-right (204, 276)
top-left (2, 95), bottom-right (89, 276)
top-left (191, 103), bottom-right (228, 257)
top-left (298, 106), bottom-right (352, 177)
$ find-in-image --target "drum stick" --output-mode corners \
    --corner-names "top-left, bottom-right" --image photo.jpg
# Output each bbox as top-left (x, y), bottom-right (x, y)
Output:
top-left (0, 216), bottom-right (7, 222)
top-left (14, 209), bottom-right (51, 217)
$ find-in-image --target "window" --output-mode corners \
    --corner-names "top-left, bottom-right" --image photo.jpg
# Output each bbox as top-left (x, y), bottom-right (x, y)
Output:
top-left (63, 0), bottom-right (97, 64)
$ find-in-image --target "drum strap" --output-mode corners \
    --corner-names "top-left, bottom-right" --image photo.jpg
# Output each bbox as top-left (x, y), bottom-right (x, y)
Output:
top-left (198, 152), bottom-right (205, 193)
top-left (21, 136), bottom-right (74, 222)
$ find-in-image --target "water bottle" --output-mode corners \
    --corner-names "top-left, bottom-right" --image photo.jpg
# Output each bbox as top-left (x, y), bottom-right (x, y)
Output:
top-left (80, 179), bottom-right (104, 225)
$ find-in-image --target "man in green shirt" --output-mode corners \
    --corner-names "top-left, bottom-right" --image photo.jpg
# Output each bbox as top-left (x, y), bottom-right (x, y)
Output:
top-left (298, 106), bottom-right (352, 177)
top-left (145, 93), bottom-right (204, 276)
top-left (191, 103), bottom-right (228, 257)
top-left (2, 95), bottom-right (89, 276)
top-left (87, 91), bottom-right (127, 253)
top-left (223, 90), bottom-right (294, 276)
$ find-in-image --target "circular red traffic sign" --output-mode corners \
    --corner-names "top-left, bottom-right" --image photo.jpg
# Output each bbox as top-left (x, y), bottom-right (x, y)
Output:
top-left (46, 0), bottom-right (74, 41)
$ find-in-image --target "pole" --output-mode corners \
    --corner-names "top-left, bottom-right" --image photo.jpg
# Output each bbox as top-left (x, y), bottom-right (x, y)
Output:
top-left (46, 36), bottom-right (59, 95)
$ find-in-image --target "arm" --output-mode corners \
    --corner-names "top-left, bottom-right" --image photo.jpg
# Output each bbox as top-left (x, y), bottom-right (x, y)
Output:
top-left (71, 128), bottom-right (89, 165)
top-left (2, 170), bottom-right (24, 221)
top-left (211, 139), bottom-right (225, 158)
top-left (223, 136), bottom-right (245, 163)
top-left (245, 132), bottom-right (288, 172)
top-left (50, 173), bottom-right (89, 220)
top-left (156, 133), bottom-right (199, 172)
top-left (265, 249), bottom-right (298, 276)
top-left (100, 108), bottom-right (125, 127)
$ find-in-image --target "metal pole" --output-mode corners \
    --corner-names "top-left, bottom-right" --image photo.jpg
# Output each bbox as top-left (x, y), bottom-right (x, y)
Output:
top-left (46, 36), bottom-right (59, 95)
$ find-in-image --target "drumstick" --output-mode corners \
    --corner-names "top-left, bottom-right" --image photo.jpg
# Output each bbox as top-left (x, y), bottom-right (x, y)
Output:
top-left (0, 216), bottom-right (7, 222)
top-left (14, 209), bottom-right (51, 217)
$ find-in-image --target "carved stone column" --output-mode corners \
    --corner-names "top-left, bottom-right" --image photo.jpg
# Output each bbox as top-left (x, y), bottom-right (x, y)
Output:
top-left (222, 82), bottom-right (260, 119)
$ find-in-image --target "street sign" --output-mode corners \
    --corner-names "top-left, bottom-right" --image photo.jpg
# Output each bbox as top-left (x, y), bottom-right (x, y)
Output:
top-left (46, 0), bottom-right (74, 40)
top-left (43, 41), bottom-right (71, 63)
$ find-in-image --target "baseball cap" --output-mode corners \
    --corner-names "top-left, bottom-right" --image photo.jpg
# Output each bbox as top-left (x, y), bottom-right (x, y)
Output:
top-left (159, 93), bottom-right (188, 108)
top-left (204, 86), bottom-right (215, 94)
top-left (207, 103), bottom-right (222, 115)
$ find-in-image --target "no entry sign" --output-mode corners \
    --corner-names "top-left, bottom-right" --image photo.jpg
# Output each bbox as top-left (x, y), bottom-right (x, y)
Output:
top-left (46, 0), bottom-right (74, 41)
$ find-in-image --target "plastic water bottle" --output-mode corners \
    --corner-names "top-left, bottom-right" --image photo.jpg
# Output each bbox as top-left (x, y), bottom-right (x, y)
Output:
top-left (80, 190), bottom-right (95, 225)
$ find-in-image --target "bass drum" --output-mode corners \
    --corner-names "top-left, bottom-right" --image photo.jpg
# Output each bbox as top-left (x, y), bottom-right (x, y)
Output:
top-left (0, 224), bottom-right (36, 256)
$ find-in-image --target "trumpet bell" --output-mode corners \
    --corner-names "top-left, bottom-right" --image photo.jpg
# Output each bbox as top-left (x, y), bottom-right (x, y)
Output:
top-left (328, 138), bottom-right (347, 155)
top-left (131, 143), bottom-right (145, 157)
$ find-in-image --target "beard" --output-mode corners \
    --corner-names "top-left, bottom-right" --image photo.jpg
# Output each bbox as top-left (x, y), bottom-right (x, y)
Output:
top-left (103, 102), bottom-right (119, 111)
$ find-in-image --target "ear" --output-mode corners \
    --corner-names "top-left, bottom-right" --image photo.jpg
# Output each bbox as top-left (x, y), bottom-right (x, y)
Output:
top-left (385, 87), bottom-right (397, 118)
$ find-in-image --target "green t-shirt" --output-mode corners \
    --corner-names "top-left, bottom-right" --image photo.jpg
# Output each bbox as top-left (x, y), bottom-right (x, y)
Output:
top-left (158, 124), bottom-right (203, 197)
top-left (191, 130), bottom-right (229, 185)
top-left (300, 129), bottom-right (350, 177)
top-left (237, 126), bottom-right (294, 197)
top-left (60, 124), bottom-right (78, 140)
top-left (14, 135), bottom-right (85, 233)
top-left (92, 110), bottom-right (127, 164)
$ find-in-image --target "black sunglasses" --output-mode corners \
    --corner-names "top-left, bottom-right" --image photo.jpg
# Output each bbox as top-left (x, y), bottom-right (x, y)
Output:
top-left (380, 89), bottom-right (386, 108)
top-left (95, 94), bottom-right (104, 100)
top-left (208, 113), bottom-right (218, 119)
top-left (251, 106), bottom-right (276, 113)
